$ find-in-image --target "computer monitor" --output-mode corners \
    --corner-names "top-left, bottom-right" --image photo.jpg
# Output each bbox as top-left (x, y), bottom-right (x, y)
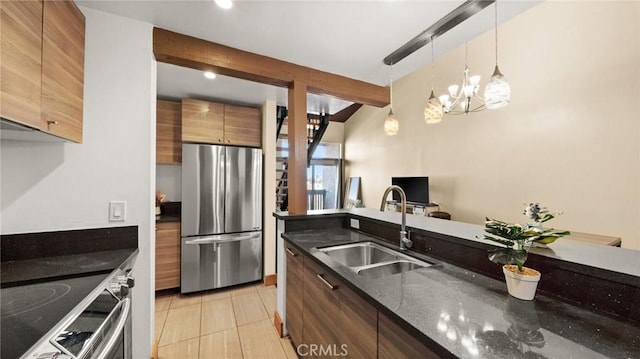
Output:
top-left (391, 177), bottom-right (429, 205)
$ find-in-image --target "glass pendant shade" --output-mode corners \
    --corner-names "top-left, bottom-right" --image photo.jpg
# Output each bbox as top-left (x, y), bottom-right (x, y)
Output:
top-left (424, 90), bottom-right (443, 124)
top-left (484, 65), bottom-right (511, 109)
top-left (384, 109), bottom-right (399, 135)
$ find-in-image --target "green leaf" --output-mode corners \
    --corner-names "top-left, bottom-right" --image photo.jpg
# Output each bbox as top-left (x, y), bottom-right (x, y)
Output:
top-left (488, 248), bottom-right (528, 268)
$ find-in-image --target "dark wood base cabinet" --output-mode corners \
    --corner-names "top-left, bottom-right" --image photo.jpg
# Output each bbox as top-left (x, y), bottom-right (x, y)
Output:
top-left (379, 313), bottom-right (439, 359)
top-left (285, 244), bottom-right (303, 346)
top-left (285, 239), bottom-right (437, 358)
top-left (302, 257), bottom-right (377, 359)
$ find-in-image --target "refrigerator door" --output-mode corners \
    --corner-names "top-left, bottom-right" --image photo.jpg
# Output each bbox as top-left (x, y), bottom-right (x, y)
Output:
top-left (181, 232), bottom-right (263, 293)
top-left (181, 144), bottom-right (225, 237)
top-left (225, 147), bottom-right (262, 233)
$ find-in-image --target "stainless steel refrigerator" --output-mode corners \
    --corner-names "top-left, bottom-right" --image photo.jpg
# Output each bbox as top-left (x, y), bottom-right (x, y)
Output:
top-left (181, 144), bottom-right (263, 294)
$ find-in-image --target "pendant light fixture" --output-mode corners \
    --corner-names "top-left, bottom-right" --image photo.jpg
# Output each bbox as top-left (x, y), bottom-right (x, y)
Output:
top-left (384, 64), bottom-right (399, 136)
top-left (424, 37), bottom-right (443, 124)
top-left (484, 0), bottom-right (511, 109)
top-left (438, 42), bottom-right (483, 115)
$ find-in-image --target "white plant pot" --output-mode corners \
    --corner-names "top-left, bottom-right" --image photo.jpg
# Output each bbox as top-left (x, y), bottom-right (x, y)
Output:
top-left (502, 265), bottom-right (541, 301)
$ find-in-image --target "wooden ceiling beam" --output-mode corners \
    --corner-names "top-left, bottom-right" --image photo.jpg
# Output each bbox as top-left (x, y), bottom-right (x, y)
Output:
top-left (153, 27), bottom-right (390, 108)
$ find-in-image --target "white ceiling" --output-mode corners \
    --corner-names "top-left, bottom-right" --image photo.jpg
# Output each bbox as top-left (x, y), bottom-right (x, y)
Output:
top-left (78, 0), bottom-right (540, 114)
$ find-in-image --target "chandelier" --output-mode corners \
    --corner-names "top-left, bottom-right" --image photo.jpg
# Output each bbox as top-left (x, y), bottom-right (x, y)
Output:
top-left (438, 0), bottom-right (511, 116)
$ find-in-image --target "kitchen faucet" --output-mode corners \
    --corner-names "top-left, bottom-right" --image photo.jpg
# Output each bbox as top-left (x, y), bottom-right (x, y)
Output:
top-left (379, 185), bottom-right (413, 250)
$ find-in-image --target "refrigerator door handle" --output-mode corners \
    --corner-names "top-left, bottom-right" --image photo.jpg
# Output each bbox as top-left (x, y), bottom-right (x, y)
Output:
top-left (184, 233), bottom-right (261, 245)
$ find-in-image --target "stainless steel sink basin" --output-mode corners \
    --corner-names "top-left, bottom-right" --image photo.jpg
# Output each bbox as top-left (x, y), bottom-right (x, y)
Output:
top-left (318, 242), bottom-right (432, 279)
top-left (357, 260), bottom-right (428, 279)
top-left (318, 242), bottom-right (397, 267)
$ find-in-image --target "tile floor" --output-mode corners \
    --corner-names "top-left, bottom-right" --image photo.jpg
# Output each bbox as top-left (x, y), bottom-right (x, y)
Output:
top-left (155, 283), bottom-right (297, 359)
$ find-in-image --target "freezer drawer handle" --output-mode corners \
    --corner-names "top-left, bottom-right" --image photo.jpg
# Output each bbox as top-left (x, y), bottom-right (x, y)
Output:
top-left (185, 233), bottom-right (261, 245)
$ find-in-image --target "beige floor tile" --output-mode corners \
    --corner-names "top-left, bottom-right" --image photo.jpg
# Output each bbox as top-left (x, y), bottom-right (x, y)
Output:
top-left (280, 337), bottom-right (299, 359)
top-left (159, 303), bottom-right (201, 346)
top-left (238, 319), bottom-right (287, 359)
top-left (227, 283), bottom-right (259, 297)
top-left (155, 295), bottom-right (173, 312)
top-left (200, 328), bottom-right (243, 359)
top-left (232, 292), bottom-right (268, 326)
top-left (170, 293), bottom-right (202, 309)
top-left (158, 337), bottom-right (199, 359)
top-left (201, 288), bottom-right (231, 303)
top-left (155, 310), bottom-right (168, 340)
top-left (201, 297), bottom-right (236, 335)
top-left (256, 285), bottom-right (277, 320)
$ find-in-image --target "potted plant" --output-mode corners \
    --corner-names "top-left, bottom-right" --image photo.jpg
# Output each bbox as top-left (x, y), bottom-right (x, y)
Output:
top-left (482, 203), bottom-right (570, 300)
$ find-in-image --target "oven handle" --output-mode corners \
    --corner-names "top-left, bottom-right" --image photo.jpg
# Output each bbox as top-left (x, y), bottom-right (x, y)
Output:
top-left (94, 297), bottom-right (130, 359)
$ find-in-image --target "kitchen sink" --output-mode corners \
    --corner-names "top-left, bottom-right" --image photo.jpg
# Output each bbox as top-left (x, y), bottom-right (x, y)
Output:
top-left (357, 260), bottom-right (428, 279)
top-left (319, 242), bottom-right (398, 267)
top-left (318, 242), bottom-right (432, 279)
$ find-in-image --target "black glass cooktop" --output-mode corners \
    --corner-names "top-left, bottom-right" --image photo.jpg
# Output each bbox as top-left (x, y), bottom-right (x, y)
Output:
top-left (0, 274), bottom-right (108, 359)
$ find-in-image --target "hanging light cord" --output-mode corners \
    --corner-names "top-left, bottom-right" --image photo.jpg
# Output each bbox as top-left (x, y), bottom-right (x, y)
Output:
top-left (430, 37), bottom-right (435, 90)
top-left (389, 64), bottom-right (394, 109)
top-left (494, 1), bottom-right (499, 65)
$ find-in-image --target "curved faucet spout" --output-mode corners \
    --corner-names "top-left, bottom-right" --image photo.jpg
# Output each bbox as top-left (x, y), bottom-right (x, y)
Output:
top-left (380, 185), bottom-right (412, 250)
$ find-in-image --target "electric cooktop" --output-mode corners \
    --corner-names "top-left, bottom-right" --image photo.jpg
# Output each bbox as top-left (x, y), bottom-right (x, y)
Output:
top-left (0, 274), bottom-right (108, 359)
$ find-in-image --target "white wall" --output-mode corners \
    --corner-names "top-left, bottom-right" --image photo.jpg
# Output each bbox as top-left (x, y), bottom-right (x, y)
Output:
top-left (322, 121), bottom-right (345, 144)
top-left (156, 164), bottom-right (182, 201)
top-left (1, 7), bottom-right (156, 358)
top-left (263, 100), bottom-right (277, 277)
top-left (345, 1), bottom-right (640, 249)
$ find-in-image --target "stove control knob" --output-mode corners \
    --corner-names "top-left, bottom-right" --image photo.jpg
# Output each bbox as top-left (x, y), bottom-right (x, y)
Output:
top-left (117, 275), bottom-right (135, 288)
top-left (109, 282), bottom-right (123, 297)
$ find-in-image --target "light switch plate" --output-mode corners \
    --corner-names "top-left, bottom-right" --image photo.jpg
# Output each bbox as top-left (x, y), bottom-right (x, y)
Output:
top-left (350, 218), bottom-right (360, 229)
top-left (109, 201), bottom-right (127, 222)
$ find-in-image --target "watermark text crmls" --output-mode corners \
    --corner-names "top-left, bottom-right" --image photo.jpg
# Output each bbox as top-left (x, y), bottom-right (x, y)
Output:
top-left (296, 344), bottom-right (348, 357)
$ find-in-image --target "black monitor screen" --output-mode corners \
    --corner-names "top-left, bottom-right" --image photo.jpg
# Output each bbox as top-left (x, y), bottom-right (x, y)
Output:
top-left (391, 177), bottom-right (429, 205)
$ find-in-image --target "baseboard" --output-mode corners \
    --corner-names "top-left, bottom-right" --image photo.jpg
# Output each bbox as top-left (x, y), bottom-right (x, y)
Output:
top-left (151, 340), bottom-right (158, 359)
top-left (264, 273), bottom-right (277, 286)
top-left (274, 310), bottom-right (284, 338)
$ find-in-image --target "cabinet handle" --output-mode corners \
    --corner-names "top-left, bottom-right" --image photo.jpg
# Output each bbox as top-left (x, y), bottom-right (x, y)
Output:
top-left (218, 138), bottom-right (222, 142)
top-left (285, 247), bottom-right (298, 257)
top-left (227, 139), bottom-right (231, 143)
top-left (47, 120), bottom-right (58, 125)
top-left (316, 273), bottom-right (337, 291)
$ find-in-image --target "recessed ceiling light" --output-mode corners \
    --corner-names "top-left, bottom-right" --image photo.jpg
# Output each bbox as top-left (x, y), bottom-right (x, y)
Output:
top-left (214, 0), bottom-right (233, 10)
top-left (204, 71), bottom-right (217, 80)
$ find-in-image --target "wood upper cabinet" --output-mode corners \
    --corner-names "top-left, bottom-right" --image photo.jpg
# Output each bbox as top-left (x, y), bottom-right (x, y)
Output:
top-left (157, 100), bottom-right (182, 164)
top-left (182, 98), bottom-right (225, 144)
top-left (0, 0), bottom-right (43, 129)
top-left (379, 312), bottom-right (439, 359)
top-left (0, 0), bottom-right (84, 143)
top-left (182, 98), bottom-right (261, 147)
top-left (155, 222), bottom-right (181, 291)
top-left (41, 0), bottom-right (85, 143)
top-left (224, 104), bottom-right (261, 147)
top-left (285, 242), bottom-right (304, 346)
top-left (302, 257), bottom-right (377, 358)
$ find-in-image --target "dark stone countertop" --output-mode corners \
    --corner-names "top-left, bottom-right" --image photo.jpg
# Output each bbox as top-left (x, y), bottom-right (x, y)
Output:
top-left (1, 248), bottom-right (137, 287)
top-left (283, 227), bottom-right (640, 359)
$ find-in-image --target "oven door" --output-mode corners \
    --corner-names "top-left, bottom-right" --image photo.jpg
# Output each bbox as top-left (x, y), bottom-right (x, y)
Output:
top-left (52, 289), bottom-right (131, 359)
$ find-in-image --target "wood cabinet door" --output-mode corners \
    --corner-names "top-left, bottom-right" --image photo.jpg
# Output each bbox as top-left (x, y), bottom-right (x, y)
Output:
top-left (285, 243), bottom-right (304, 346)
top-left (302, 257), bottom-right (377, 358)
top-left (379, 312), bottom-right (439, 359)
top-left (156, 222), bottom-right (181, 291)
top-left (223, 104), bottom-right (261, 147)
top-left (157, 100), bottom-right (182, 164)
top-left (41, 0), bottom-right (85, 143)
top-left (0, 0), bottom-right (43, 129)
top-left (182, 98), bottom-right (224, 144)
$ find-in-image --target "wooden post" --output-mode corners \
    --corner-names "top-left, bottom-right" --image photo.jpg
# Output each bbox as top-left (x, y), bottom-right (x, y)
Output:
top-left (287, 80), bottom-right (308, 214)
